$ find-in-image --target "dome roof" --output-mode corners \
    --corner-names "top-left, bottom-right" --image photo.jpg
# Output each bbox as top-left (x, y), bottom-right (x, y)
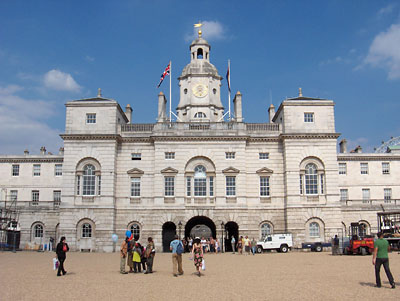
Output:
top-left (375, 136), bottom-right (400, 153)
top-left (190, 37), bottom-right (210, 48)
top-left (179, 60), bottom-right (221, 78)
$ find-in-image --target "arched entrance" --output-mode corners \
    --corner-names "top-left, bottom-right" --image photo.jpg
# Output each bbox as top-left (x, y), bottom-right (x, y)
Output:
top-left (184, 216), bottom-right (216, 239)
top-left (162, 222), bottom-right (176, 252)
top-left (225, 221), bottom-right (239, 252)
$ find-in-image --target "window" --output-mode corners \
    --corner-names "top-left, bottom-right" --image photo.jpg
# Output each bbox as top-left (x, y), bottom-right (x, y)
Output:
top-left (362, 188), bottom-right (370, 203)
top-left (309, 222), bottom-right (320, 237)
top-left (194, 165), bottom-right (207, 196)
top-left (299, 175), bottom-right (303, 194)
top-left (76, 175), bottom-right (81, 195)
top-left (130, 223), bottom-right (140, 240)
top-left (186, 177), bottom-right (191, 197)
top-left (226, 176), bottom-right (236, 196)
top-left (260, 176), bottom-right (270, 197)
top-left (261, 223), bottom-right (272, 238)
top-left (360, 163), bottom-right (368, 175)
top-left (12, 164), bottom-right (19, 176)
top-left (194, 112), bottom-right (206, 118)
top-left (97, 175), bottom-right (101, 196)
top-left (320, 174), bottom-right (324, 194)
top-left (83, 164), bottom-right (96, 196)
top-left (305, 163), bottom-right (318, 195)
top-left (340, 189), bottom-right (348, 201)
top-left (33, 164), bottom-right (41, 176)
top-left (259, 153), bottom-right (269, 160)
top-left (164, 176), bottom-right (175, 196)
top-left (53, 190), bottom-right (61, 207)
top-left (10, 190), bottom-right (18, 202)
top-left (339, 163), bottom-right (347, 175)
top-left (131, 153), bottom-right (141, 160)
top-left (209, 176), bottom-right (214, 197)
top-left (55, 164), bottom-right (63, 176)
top-left (131, 178), bottom-right (141, 197)
top-left (82, 223), bottom-right (92, 238)
top-left (34, 224), bottom-right (43, 238)
top-left (225, 152), bottom-right (235, 159)
top-left (165, 152), bottom-right (175, 160)
top-left (86, 113), bottom-right (96, 124)
top-left (32, 190), bottom-right (39, 205)
top-left (304, 112), bottom-right (314, 123)
top-left (382, 162), bottom-right (390, 175)
top-left (384, 188), bottom-right (392, 203)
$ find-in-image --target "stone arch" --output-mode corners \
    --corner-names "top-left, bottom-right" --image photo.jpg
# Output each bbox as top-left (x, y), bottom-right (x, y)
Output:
top-left (76, 218), bottom-right (96, 252)
top-left (259, 220), bottom-right (274, 238)
top-left (76, 157), bottom-right (101, 171)
top-left (299, 156), bottom-right (325, 170)
top-left (185, 156), bottom-right (216, 172)
top-left (31, 221), bottom-right (45, 242)
top-left (127, 220), bottom-right (142, 240)
top-left (305, 217), bottom-right (325, 241)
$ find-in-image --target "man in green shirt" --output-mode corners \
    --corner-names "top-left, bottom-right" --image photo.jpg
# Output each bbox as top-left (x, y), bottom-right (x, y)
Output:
top-left (372, 232), bottom-right (395, 288)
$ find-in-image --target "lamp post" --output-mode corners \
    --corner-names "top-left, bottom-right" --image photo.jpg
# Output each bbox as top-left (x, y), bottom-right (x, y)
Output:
top-left (178, 221), bottom-right (182, 239)
top-left (221, 222), bottom-right (225, 253)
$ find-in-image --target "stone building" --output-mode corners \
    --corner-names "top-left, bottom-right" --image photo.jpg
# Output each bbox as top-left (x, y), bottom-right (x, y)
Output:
top-left (1, 34), bottom-right (399, 252)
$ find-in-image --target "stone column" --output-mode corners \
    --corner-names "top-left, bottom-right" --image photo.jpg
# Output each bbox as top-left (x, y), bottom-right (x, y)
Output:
top-left (157, 92), bottom-right (167, 122)
top-left (233, 91), bottom-right (243, 122)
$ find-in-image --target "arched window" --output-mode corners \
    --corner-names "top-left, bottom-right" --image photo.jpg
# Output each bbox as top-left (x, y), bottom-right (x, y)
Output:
top-left (305, 163), bottom-right (318, 194)
top-left (34, 224), bottom-right (43, 238)
top-left (194, 165), bottom-right (207, 196)
top-left (309, 222), bottom-right (320, 237)
top-left (130, 223), bottom-right (141, 240)
top-left (194, 112), bottom-right (206, 118)
top-left (261, 223), bottom-right (272, 238)
top-left (83, 164), bottom-right (96, 195)
top-left (82, 223), bottom-right (92, 238)
top-left (197, 48), bottom-right (203, 59)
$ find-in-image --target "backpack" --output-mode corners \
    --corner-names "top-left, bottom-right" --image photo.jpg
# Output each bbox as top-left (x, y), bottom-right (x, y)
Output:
top-left (176, 241), bottom-right (184, 255)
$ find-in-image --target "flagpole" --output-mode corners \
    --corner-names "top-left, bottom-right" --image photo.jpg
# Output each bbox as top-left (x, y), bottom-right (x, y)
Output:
top-left (228, 59), bottom-right (231, 121)
top-left (169, 61), bottom-right (172, 122)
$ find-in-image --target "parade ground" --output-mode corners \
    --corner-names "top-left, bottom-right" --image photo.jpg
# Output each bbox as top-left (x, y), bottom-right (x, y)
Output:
top-left (0, 251), bottom-right (398, 300)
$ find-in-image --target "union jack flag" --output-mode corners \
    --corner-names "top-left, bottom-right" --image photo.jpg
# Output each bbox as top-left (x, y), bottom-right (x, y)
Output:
top-left (157, 62), bottom-right (170, 88)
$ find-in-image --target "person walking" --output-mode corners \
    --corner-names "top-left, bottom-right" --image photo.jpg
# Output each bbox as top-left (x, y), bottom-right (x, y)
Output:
top-left (251, 238), bottom-right (257, 255)
top-left (191, 237), bottom-right (204, 277)
top-left (237, 236), bottom-right (243, 255)
top-left (120, 236), bottom-right (129, 274)
top-left (231, 236), bottom-right (236, 254)
top-left (132, 242), bottom-right (142, 273)
top-left (56, 236), bottom-right (69, 276)
top-left (170, 235), bottom-right (184, 277)
top-left (244, 236), bottom-right (250, 255)
top-left (332, 235), bottom-right (339, 256)
top-left (127, 238), bottom-right (134, 273)
top-left (144, 237), bottom-right (155, 274)
top-left (372, 232), bottom-right (395, 288)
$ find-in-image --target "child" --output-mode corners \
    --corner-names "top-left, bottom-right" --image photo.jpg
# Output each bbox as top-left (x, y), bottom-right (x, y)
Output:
top-left (132, 242), bottom-right (142, 273)
top-left (140, 244), bottom-right (147, 272)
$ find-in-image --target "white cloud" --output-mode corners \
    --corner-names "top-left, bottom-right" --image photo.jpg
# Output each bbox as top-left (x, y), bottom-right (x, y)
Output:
top-left (43, 69), bottom-right (81, 92)
top-left (377, 4), bottom-right (396, 18)
top-left (0, 85), bottom-right (62, 154)
top-left (363, 23), bottom-right (400, 79)
top-left (186, 20), bottom-right (225, 41)
top-left (85, 55), bottom-right (95, 62)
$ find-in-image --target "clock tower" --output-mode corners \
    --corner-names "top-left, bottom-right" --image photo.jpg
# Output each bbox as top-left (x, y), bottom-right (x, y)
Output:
top-left (176, 32), bottom-right (224, 122)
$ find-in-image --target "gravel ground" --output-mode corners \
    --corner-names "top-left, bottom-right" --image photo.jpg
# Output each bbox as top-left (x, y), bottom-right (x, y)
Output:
top-left (0, 250), bottom-right (398, 300)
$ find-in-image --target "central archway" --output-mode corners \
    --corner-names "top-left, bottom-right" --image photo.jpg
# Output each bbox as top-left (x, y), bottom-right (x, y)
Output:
top-left (162, 222), bottom-right (176, 252)
top-left (184, 216), bottom-right (216, 239)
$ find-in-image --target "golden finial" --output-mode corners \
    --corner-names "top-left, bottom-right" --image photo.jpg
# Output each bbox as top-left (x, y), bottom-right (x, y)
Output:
top-left (97, 88), bottom-right (102, 97)
top-left (194, 22), bottom-right (203, 38)
top-left (299, 87), bottom-right (302, 97)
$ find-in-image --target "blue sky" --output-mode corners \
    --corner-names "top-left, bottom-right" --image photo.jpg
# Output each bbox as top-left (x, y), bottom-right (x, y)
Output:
top-left (1, 0), bottom-right (399, 154)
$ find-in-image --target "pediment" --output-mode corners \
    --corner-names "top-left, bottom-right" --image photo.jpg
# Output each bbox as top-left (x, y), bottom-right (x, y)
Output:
top-left (127, 168), bottom-right (144, 175)
top-left (161, 167), bottom-right (179, 174)
top-left (256, 167), bottom-right (274, 174)
top-left (222, 167), bottom-right (240, 174)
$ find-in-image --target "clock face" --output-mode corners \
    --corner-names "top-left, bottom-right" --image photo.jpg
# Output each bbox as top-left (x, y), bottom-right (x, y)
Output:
top-left (192, 84), bottom-right (208, 98)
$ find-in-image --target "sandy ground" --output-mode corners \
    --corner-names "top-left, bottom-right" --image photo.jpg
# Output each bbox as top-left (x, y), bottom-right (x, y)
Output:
top-left (0, 250), bottom-right (399, 301)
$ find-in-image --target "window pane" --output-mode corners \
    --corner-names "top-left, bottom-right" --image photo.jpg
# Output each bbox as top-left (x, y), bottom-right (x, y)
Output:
top-left (83, 164), bottom-right (96, 196)
top-left (340, 189), bottom-right (348, 201)
top-left (259, 153), bottom-right (269, 160)
top-left (10, 190), bottom-right (18, 202)
top-left (305, 164), bottom-right (318, 195)
top-left (384, 188), bottom-right (392, 203)
top-left (32, 190), bottom-right (39, 205)
top-left (382, 163), bottom-right (390, 174)
top-left (34, 224), bottom-right (43, 238)
top-left (209, 176), bottom-right (214, 197)
top-left (362, 189), bottom-right (370, 203)
top-left (33, 164), bottom-right (41, 176)
top-left (131, 178), bottom-right (140, 197)
top-left (261, 223), bottom-right (271, 238)
top-left (165, 152), bottom-right (175, 159)
top-left (82, 223), bottom-right (92, 238)
top-left (130, 224), bottom-right (140, 240)
top-left (360, 163), bottom-right (368, 175)
top-left (260, 176), bottom-right (270, 196)
top-left (226, 176), bottom-right (236, 196)
top-left (86, 113), bottom-right (96, 124)
top-left (309, 222), bottom-right (320, 237)
top-left (55, 164), bottom-right (63, 176)
top-left (165, 176), bottom-right (175, 196)
top-left (225, 152), bottom-right (235, 159)
top-left (339, 163), bottom-right (346, 175)
top-left (304, 113), bottom-right (314, 122)
top-left (186, 177), bottom-right (191, 197)
top-left (12, 164), bottom-right (19, 176)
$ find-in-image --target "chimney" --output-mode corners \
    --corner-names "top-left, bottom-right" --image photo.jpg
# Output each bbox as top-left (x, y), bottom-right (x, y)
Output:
top-left (59, 147), bottom-right (64, 156)
top-left (125, 104), bottom-right (132, 123)
top-left (233, 91), bottom-right (243, 122)
top-left (354, 145), bottom-right (362, 153)
top-left (268, 104), bottom-right (275, 123)
top-left (24, 149), bottom-right (29, 155)
top-left (157, 92), bottom-right (167, 122)
top-left (40, 146), bottom-right (46, 155)
top-left (339, 139), bottom-right (347, 153)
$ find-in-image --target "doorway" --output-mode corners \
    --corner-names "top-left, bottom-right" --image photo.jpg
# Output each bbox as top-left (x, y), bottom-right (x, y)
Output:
top-left (224, 221), bottom-right (239, 252)
top-left (162, 222), bottom-right (176, 252)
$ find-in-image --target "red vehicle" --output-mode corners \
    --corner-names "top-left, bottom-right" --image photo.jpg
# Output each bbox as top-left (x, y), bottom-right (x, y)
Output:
top-left (343, 222), bottom-right (374, 255)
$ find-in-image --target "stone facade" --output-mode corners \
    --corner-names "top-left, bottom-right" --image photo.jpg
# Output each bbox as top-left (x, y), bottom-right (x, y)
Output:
top-left (1, 36), bottom-right (400, 252)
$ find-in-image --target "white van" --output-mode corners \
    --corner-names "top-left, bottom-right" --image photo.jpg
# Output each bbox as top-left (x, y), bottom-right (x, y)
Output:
top-left (256, 233), bottom-right (293, 253)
